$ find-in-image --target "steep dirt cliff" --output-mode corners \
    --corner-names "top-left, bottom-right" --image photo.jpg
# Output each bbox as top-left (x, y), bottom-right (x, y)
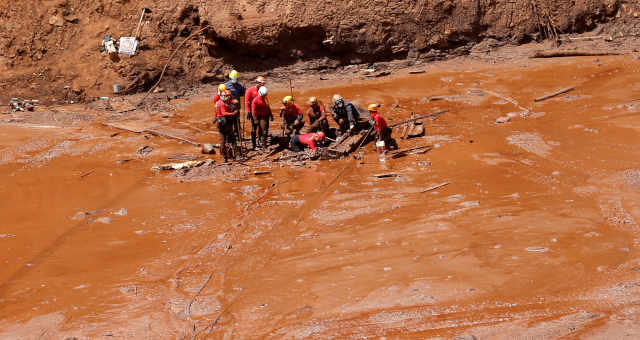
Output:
top-left (0, 0), bottom-right (631, 104)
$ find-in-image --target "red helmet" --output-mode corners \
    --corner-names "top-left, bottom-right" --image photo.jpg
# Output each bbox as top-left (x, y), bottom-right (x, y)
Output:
top-left (316, 131), bottom-right (325, 140)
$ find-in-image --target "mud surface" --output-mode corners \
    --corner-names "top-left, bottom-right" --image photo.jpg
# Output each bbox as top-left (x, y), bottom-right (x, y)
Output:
top-left (2, 54), bottom-right (640, 339)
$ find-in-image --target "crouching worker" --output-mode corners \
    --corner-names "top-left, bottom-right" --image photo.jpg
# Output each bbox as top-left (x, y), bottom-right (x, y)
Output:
top-left (331, 94), bottom-right (360, 136)
top-left (215, 91), bottom-right (239, 162)
top-left (305, 97), bottom-right (330, 135)
top-left (368, 104), bottom-right (398, 150)
top-left (290, 131), bottom-right (326, 152)
top-left (280, 96), bottom-right (304, 136)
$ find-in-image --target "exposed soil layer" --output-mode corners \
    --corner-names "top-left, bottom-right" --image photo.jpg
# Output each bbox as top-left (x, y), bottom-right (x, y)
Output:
top-left (2, 52), bottom-right (640, 339)
top-left (2, 0), bottom-right (639, 105)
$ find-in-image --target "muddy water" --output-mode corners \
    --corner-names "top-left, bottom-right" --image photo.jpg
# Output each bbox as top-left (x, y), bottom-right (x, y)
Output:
top-left (2, 56), bottom-right (640, 339)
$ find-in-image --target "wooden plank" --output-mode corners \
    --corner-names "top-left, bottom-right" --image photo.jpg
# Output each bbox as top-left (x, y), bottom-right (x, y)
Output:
top-left (534, 87), bottom-right (574, 102)
top-left (389, 110), bottom-right (448, 128)
top-left (401, 112), bottom-right (415, 140)
top-left (420, 182), bottom-right (450, 193)
top-left (373, 173), bottom-right (398, 178)
top-left (391, 144), bottom-right (432, 155)
top-left (146, 129), bottom-right (201, 146)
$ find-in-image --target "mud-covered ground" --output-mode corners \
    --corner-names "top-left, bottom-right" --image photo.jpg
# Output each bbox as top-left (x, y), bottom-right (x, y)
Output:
top-left (2, 50), bottom-right (640, 339)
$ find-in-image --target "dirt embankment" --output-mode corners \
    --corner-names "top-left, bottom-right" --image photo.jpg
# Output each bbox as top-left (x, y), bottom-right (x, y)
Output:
top-left (0, 0), bottom-right (631, 104)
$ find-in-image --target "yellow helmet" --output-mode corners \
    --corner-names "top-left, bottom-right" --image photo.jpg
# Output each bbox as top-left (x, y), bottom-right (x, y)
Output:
top-left (308, 97), bottom-right (318, 104)
top-left (368, 103), bottom-right (381, 112)
top-left (283, 95), bottom-right (294, 105)
top-left (229, 70), bottom-right (239, 79)
top-left (218, 84), bottom-right (226, 92)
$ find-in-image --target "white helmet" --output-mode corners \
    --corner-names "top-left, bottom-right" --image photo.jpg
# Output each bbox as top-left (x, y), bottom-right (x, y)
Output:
top-left (258, 86), bottom-right (268, 96)
top-left (332, 94), bottom-right (344, 106)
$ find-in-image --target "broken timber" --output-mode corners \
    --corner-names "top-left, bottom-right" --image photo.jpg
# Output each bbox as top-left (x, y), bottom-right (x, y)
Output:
top-left (389, 109), bottom-right (449, 129)
top-left (534, 87), bottom-right (574, 102)
top-left (102, 122), bottom-right (201, 146)
top-left (392, 144), bottom-right (433, 155)
top-left (421, 182), bottom-right (450, 193)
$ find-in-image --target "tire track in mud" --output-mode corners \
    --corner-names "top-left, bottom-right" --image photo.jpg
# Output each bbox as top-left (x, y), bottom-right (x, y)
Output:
top-left (186, 161), bottom-right (355, 339)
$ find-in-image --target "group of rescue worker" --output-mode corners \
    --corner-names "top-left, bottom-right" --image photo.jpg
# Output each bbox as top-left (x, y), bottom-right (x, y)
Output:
top-left (213, 70), bottom-right (397, 162)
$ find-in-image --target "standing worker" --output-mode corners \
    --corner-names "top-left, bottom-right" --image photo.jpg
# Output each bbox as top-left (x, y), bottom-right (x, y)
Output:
top-left (331, 94), bottom-right (360, 137)
top-left (244, 76), bottom-right (266, 150)
top-left (368, 104), bottom-right (398, 150)
top-left (213, 84), bottom-right (226, 105)
top-left (304, 97), bottom-right (330, 135)
top-left (225, 70), bottom-right (246, 145)
top-left (215, 91), bottom-right (239, 162)
top-left (280, 96), bottom-right (304, 136)
top-left (251, 86), bottom-right (273, 149)
top-left (290, 131), bottom-right (326, 152)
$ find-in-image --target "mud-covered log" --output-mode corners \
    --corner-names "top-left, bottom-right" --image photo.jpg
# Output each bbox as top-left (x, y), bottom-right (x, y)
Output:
top-left (530, 50), bottom-right (621, 58)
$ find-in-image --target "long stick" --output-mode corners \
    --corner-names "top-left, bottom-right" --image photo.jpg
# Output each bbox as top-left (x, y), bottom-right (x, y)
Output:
top-left (530, 50), bottom-right (621, 58)
top-left (133, 8), bottom-right (146, 39)
top-left (534, 87), bottom-right (574, 102)
top-left (389, 109), bottom-right (448, 128)
top-left (421, 182), bottom-right (450, 193)
top-left (469, 88), bottom-right (530, 116)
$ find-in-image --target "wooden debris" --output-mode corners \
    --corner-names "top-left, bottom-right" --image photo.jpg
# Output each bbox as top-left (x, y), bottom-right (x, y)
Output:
top-left (373, 173), bottom-right (398, 178)
top-left (534, 87), bottom-right (574, 102)
top-left (409, 70), bottom-right (426, 74)
top-left (389, 109), bottom-right (448, 128)
top-left (167, 153), bottom-right (201, 161)
top-left (253, 170), bottom-right (272, 176)
top-left (392, 145), bottom-right (432, 155)
top-left (118, 158), bottom-right (135, 164)
top-left (152, 160), bottom-right (213, 171)
top-left (407, 124), bottom-right (424, 138)
top-left (146, 130), bottom-right (200, 146)
top-left (531, 50), bottom-right (621, 58)
top-left (421, 182), bottom-right (450, 193)
top-left (80, 170), bottom-right (95, 178)
top-left (201, 143), bottom-right (216, 154)
top-left (401, 112), bottom-right (415, 140)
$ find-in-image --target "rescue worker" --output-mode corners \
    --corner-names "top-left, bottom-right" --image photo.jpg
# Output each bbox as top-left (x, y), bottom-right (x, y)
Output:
top-left (225, 70), bottom-right (245, 144)
top-left (251, 86), bottom-right (273, 149)
top-left (304, 97), bottom-right (329, 135)
top-left (244, 76), bottom-right (266, 149)
top-left (290, 131), bottom-right (326, 152)
top-left (331, 94), bottom-right (360, 136)
top-left (368, 104), bottom-right (398, 150)
top-left (213, 83), bottom-right (226, 106)
top-left (280, 96), bottom-right (304, 136)
top-left (215, 90), bottom-right (238, 162)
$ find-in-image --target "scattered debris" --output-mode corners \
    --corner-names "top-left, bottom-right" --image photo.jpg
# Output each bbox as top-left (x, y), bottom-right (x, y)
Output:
top-left (201, 143), bottom-right (217, 154)
top-left (94, 217), bottom-right (112, 224)
top-left (118, 158), bottom-right (136, 164)
top-left (470, 88), bottom-right (531, 117)
top-left (409, 70), bottom-right (426, 74)
top-left (391, 145), bottom-right (433, 156)
top-left (137, 145), bottom-right (153, 155)
top-left (113, 208), bottom-right (128, 216)
top-left (168, 153), bottom-right (201, 161)
top-left (253, 170), bottom-right (272, 176)
top-left (0, 233), bottom-right (16, 238)
top-left (152, 160), bottom-right (214, 171)
top-left (407, 123), bottom-right (425, 137)
top-left (534, 87), bottom-right (574, 102)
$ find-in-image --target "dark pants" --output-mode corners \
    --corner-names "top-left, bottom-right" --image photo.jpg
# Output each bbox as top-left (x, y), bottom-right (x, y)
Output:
top-left (255, 116), bottom-right (269, 148)
top-left (216, 117), bottom-right (236, 161)
top-left (283, 119), bottom-right (304, 136)
top-left (290, 135), bottom-right (303, 152)
top-left (334, 117), bottom-right (350, 136)
top-left (249, 114), bottom-right (258, 148)
top-left (378, 127), bottom-right (398, 150)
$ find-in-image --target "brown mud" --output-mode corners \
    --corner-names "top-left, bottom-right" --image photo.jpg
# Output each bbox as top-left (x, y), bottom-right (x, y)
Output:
top-left (2, 53), bottom-right (640, 339)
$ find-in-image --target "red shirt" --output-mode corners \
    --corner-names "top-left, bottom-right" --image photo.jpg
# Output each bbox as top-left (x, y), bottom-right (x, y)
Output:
top-left (216, 100), bottom-right (236, 117)
top-left (245, 86), bottom-right (259, 112)
top-left (213, 93), bottom-right (221, 105)
top-left (298, 133), bottom-right (317, 150)
top-left (251, 96), bottom-right (271, 119)
top-left (370, 113), bottom-right (387, 133)
top-left (282, 104), bottom-right (302, 122)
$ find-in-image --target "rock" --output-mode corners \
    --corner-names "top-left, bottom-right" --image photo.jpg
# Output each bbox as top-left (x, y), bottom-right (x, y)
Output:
top-left (49, 15), bottom-right (64, 27)
top-left (496, 116), bottom-right (511, 124)
top-left (201, 143), bottom-right (216, 154)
